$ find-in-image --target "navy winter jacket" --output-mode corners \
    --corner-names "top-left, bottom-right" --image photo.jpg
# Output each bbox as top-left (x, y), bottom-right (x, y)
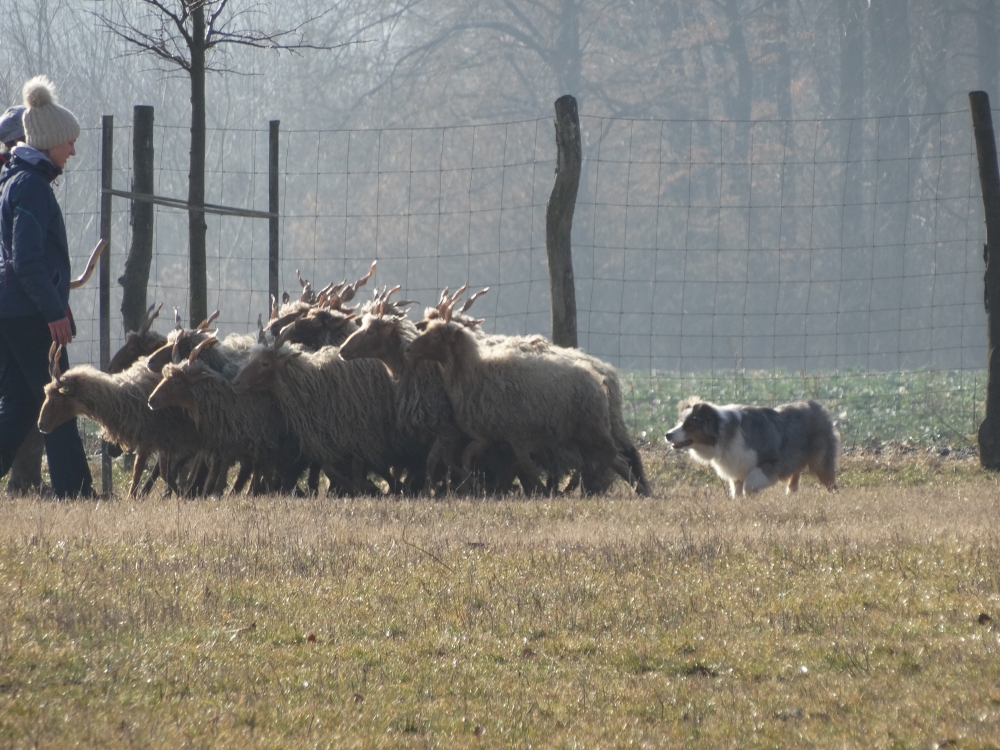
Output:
top-left (0, 149), bottom-right (71, 324)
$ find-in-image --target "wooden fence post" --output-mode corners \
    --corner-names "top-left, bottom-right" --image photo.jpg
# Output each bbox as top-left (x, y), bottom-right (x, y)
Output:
top-left (546, 95), bottom-right (581, 349)
top-left (269, 120), bottom-right (280, 305)
top-left (100, 115), bottom-right (113, 494)
top-left (119, 105), bottom-right (155, 333)
top-left (970, 91), bottom-right (1000, 469)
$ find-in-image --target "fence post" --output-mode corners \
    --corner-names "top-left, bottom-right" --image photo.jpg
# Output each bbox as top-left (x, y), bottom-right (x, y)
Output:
top-left (119, 105), bottom-right (155, 333)
top-left (546, 95), bottom-right (581, 349)
top-left (970, 91), bottom-right (1000, 469)
top-left (100, 115), bottom-right (113, 494)
top-left (269, 120), bottom-right (280, 305)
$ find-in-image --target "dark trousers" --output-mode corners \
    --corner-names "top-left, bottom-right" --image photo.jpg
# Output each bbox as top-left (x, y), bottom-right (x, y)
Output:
top-left (0, 315), bottom-right (93, 498)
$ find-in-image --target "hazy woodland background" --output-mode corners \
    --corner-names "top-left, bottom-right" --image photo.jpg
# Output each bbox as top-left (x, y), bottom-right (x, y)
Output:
top-left (0, 0), bottom-right (996, 376)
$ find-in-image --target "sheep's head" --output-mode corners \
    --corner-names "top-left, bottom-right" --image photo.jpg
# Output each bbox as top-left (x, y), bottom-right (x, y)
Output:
top-left (405, 319), bottom-right (457, 365)
top-left (147, 337), bottom-right (218, 417)
top-left (231, 332), bottom-right (300, 393)
top-left (340, 286), bottom-right (414, 369)
top-left (340, 315), bottom-right (396, 362)
top-left (277, 308), bottom-right (357, 349)
top-left (38, 344), bottom-right (83, 433)
top-left (267, 301), bottom-right (310, 337)
top-left (109, 302), bottom-right (166, 373)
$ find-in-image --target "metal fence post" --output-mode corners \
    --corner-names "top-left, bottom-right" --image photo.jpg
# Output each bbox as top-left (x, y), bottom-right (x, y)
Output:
top-left (269, 120), bottom-right (280, 305)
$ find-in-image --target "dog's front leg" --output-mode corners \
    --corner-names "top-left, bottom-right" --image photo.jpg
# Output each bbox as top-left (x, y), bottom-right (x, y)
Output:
top-left (730, 478), bottom-right (743, 498)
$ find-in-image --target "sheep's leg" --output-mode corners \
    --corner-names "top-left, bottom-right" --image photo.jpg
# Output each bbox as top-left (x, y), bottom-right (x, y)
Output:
top-left (609, 455), bottom-right (634, 487)
top-left (160, 454), bottom-right (181, 497)
top-left (189, 456), bottom-right (214, 497)
top-left (200, 457), bottom-right (222, 497)
top-left (423, 437), bottom-right (452, 494)
top-left (231, 461), bottom-right (253, 495)
top-left (323, 466), bottom-right (354, 496)
top-left (563, 471), bottom-right (580, 494)
top-left (461, 439), bottom-right (487, 473)
top-left (139, 461), bottom-right (160, 497)
top-left (350, 456), bottom-right (371, 495)
top-left (307, 463), bottom-right (320, 494)
top-left (213, 459), bottom-right (235, 495)
top-left (786, 472), bottom-right (800, 494)
top-left (128, 448), bottom-right (150, 498)
top-left (510, 445), bottom-right (544, 496)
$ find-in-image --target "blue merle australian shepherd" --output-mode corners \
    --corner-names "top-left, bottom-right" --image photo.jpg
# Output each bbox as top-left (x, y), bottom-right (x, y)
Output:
top-left (665, 397), bottom-right (838, 497)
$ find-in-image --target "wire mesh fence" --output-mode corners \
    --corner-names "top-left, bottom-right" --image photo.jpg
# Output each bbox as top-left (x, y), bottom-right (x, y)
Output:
top-left (57, 107), bottom-right (993, 447)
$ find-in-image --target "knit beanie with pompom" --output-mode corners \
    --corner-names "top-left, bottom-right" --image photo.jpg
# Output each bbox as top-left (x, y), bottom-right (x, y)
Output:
top-left (22, 75), bottom-right (79, 152)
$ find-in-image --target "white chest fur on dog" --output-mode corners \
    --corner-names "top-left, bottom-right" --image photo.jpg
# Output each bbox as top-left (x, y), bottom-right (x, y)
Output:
top-left (665, 397), bottom-right (839, 498)
top-left (686, 409), bottom-right (758, 480)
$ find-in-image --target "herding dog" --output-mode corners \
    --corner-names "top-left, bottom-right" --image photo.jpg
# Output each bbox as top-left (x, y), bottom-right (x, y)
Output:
top-left (664, 397), bottom-right (838, 497)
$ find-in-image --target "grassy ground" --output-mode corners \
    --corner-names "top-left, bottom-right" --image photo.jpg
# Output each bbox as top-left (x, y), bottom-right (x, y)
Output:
top-left (2, 449), bottom-right (1000, 747)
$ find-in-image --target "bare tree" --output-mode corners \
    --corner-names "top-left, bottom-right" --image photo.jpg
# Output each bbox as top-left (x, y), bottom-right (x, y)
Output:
top-left (93, 0), bottom-right (349, 325)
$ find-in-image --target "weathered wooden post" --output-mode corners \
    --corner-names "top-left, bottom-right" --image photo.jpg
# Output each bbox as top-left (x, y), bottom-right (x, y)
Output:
top-left (119, 105), bottom-right (155, 333)
top-left (970, 91), bottom-right (1000, 469)
top-left (269, 120), bottom-right (280, 305)
top-left (546, 95), bottom-right (581, 348)
top-left (100, 115), bottom-right (114, 493)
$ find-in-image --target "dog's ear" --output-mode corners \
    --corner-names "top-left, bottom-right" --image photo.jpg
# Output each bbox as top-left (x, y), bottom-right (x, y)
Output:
top-left (677, 396), bottom-right (701, 415)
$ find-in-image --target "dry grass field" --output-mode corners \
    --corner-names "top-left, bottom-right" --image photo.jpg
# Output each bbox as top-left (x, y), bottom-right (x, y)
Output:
top-left (2, 447), bottom-right (1000, 748)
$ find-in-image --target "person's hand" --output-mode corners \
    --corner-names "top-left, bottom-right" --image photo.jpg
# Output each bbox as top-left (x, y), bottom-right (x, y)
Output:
top-left (48, 317), bottom-right (73, 346)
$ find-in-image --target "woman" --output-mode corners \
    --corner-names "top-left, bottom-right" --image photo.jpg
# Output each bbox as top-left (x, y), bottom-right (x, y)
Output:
top-left (0, 76), bottom-right (92, 498)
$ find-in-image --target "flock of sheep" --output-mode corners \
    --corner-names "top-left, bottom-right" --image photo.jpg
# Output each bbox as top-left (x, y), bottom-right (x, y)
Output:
top-left (38, 262), bottom-right (650, 498)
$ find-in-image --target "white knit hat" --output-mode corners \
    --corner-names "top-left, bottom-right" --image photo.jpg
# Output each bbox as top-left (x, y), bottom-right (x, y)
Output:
top-left (21, 76), bottom-right (80, 152)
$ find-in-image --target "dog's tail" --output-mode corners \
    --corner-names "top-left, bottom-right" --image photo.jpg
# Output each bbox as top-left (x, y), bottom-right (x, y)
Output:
top-left (807, 400), bottom-right (839, 491)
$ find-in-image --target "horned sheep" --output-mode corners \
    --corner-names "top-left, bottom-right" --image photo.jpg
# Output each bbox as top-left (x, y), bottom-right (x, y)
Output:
top-left (405, 292), bottom-right (624, 494)
top-left (147, 336), bottom-right (303, 494)
top-left (38, 343), bottom-right (205, 497)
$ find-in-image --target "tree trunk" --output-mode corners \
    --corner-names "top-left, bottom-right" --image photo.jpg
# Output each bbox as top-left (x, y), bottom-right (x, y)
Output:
top-left (188, 3), bottom-right (208, 327)
top-left (119, 105), bottom-right (155, 333)
top-left (545, 95), bottom-right (580, 349)
top-left (971, 92), bottom-right (1000, 469)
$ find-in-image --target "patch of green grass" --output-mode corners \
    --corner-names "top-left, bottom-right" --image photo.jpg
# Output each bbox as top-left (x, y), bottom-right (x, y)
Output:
top-left (621, 368), bottom-right (985, 447)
